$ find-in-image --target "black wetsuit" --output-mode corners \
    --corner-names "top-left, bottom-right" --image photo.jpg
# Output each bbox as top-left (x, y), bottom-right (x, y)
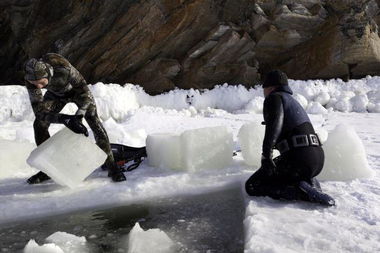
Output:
top-left (246, 86), bottom-right (324, 200)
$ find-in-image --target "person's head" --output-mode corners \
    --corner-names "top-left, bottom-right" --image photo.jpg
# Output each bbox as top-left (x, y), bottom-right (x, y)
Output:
top-left (24, 58), bottom-right (51, 89)
top-left (262, 70), bottom-right (288, 97)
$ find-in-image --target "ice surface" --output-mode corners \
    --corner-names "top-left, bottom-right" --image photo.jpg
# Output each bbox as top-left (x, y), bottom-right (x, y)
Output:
top-left (27, 127), bottom-right (107, 188)
top-left (181, 126), bottom-right (233, 171)
top-left (238, 122), bottom-right (265, 168)
top-left (2, 79), bottom-right (380, 253)
top-left (146, 133), bottom-right (182, 170)
top-left (0, 139), bottom-right (36, 179)
top-left (24, 240), bottom-right (64, 253)
top-left (46, 232), bottom-right (88, 253)
top-left (127, 223), bottom-right (176, 253)
top-left (318, 124), bottom-right (374, 181)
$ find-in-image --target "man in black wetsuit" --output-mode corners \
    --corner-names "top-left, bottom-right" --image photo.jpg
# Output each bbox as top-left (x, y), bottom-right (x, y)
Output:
top-left (245, 70), bottom-right (335, 206)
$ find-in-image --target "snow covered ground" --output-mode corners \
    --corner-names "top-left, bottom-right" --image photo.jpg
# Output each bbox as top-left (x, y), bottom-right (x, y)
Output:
top-left (0, 77), bottom-right (379, 252)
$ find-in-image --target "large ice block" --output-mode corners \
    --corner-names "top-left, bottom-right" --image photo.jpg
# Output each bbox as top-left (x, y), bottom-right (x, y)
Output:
top-left (181, 126), bottom-right (233, 171)
top-left (146, 126), bottom-right (233, 171)
top-left (317, 124), bottom-right (374, 181)
top-left (127, 223), bottom-right (175, 253)
top-left (27, 127), bottom-right (107, 188)
top-left (146, 133), bottom-right (182, 170)
top-left (238, 122), bottom-right (265, 168)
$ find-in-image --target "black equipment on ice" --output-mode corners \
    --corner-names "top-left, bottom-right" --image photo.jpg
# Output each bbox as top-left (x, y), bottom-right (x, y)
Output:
top-left (110, 144), bottom-right (147, 171)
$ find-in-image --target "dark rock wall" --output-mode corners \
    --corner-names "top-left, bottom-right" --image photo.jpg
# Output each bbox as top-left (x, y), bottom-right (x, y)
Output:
top-left (1, 0), bottom-right (380, 94)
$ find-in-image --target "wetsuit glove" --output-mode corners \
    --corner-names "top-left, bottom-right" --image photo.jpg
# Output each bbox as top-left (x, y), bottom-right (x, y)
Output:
top-left (261, 155), bottom-right (276, 177)
top-left (58, 114), bottom-right (89, 137)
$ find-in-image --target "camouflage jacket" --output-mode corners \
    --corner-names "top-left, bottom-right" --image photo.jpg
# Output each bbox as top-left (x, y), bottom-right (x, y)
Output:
top-left (26, 53), bottom-right (94, 122)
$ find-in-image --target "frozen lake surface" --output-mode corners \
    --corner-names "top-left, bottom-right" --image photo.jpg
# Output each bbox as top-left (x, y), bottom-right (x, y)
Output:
top-left (0, 186), bottom-right (244, 253)
top-left (0, 79), bottom-right (380, 252)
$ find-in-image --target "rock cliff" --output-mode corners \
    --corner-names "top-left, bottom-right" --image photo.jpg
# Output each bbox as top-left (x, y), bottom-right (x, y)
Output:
top-left (1, 0), bottom-right (380, 94)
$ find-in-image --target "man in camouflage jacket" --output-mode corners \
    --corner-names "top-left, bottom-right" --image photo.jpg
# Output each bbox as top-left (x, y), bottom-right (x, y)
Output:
top-left (24, 53), bottom-right (126, 183)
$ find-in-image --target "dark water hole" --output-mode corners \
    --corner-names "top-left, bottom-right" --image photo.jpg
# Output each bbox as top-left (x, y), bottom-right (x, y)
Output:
top-left (0, 186), bottom-right (245, 253)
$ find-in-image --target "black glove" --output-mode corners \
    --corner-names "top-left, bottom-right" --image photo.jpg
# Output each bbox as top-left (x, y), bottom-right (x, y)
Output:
top-left (261, 155), bottom-right (276, 177)
top-left (58, 114), bottom-right (89, 137)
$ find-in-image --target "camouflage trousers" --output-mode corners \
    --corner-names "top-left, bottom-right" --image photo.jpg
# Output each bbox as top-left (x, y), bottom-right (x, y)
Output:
top-left (33, 91), bottom-right (116, 169)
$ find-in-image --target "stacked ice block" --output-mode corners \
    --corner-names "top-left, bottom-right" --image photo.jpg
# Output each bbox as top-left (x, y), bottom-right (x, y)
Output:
top-left (147, 126), bottom-right (233, 171)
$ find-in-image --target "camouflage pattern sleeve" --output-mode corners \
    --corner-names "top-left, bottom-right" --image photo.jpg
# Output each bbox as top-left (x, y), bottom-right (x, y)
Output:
top-left (25, 81), bottom-right (43, 116)
top-left (69, 66), bottom-right (94, 116)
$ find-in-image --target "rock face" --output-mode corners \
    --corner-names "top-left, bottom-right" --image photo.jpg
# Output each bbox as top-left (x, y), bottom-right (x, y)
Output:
top-left (1, 0), bottom-right (380, 94)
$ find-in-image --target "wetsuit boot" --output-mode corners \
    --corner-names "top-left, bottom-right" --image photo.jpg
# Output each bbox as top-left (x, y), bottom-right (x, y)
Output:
top-left (107, 163), bottom-right (126, 182)
top-left (299, 181), bottom-right (335, 206)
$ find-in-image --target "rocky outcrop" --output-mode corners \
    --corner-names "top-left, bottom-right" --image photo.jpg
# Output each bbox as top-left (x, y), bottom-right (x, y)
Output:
top-left (1, 0), bottom-right (380, 93)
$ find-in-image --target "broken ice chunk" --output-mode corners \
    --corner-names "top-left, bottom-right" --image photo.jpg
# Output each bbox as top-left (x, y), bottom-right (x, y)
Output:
top-left (127, 223), bottom-right (176, 253)
top-left (318, 124), bottom-right (374, 181)
top-left (24, 239), bottom-right (64, 253)
top-left (46, 231), bottom-right (88, 253)
top-left (27, 127), bottom-right (107, 188)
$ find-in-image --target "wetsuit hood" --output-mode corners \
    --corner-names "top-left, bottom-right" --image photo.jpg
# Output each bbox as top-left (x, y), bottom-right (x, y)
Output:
top-left (271, 85), bottom-right (293, 95)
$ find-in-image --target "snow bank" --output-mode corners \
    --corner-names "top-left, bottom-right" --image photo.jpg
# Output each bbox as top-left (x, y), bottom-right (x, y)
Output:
top-left (318, 124), bottom-right (374, 181)
top-left (127, 223), bottom-right (176, 253)
top-left (3, 76), bottom-right (380, 124)
top-left (0, 139), bottom-right (36, 179)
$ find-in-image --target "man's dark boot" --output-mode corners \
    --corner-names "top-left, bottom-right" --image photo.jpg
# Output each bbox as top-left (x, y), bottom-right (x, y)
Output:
top-left (107, 163), bottom-right (126, 182)
top-left (108, 170), bottom-right (126, 182)
top-left (27, 171), bottom-right (51, 184)
top-left (299, 181), bottom-right (335, 206)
